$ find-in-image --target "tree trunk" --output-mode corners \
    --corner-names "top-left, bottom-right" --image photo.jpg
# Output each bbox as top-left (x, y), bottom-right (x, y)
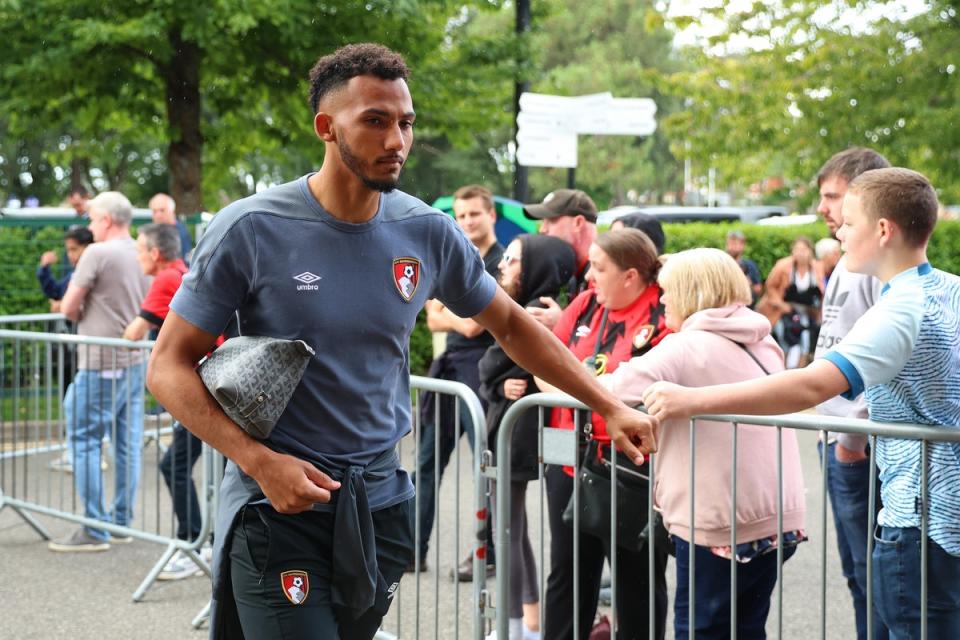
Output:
top-left (165, 27), bottom-right (203, 214)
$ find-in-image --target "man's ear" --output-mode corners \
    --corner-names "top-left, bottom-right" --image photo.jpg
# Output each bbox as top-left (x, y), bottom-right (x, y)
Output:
top-left (314, 112), bottom-right (335, 142)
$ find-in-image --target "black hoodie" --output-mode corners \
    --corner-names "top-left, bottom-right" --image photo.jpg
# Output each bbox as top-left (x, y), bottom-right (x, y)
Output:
top-left (479, 235), bottom-right (576, 480)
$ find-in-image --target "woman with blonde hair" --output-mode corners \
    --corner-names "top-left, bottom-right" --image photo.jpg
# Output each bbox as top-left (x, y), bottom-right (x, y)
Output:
top-left (599, 248), bottom-right (806, 639)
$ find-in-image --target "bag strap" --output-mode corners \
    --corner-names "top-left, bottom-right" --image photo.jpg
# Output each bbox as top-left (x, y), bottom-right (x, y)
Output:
top-left (579, 308), bottom-right (609, 442)
top-left (723, 336), bottom-right (771, 375)
top-left (582, 308), bottom-right (609, 372)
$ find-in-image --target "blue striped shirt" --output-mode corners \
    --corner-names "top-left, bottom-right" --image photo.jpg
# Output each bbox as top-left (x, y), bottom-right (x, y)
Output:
top-left (824, 263), bottom-right (960, 554)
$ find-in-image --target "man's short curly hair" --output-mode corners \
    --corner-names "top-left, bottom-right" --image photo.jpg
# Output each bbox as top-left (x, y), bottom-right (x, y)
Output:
top-left (308, 43), bottom-right (409, 114)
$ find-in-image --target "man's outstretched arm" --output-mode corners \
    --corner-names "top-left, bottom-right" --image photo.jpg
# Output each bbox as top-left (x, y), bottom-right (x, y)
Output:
top-left (642, 359), bottom-right (850, 422)
top-left (472, 287), bottom-right (658, 464)
top-left (146, 311), bottom-right (339, 513)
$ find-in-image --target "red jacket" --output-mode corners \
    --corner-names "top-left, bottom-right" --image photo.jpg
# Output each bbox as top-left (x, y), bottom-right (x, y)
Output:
top-left (551, 284), bottom-right (670, 445)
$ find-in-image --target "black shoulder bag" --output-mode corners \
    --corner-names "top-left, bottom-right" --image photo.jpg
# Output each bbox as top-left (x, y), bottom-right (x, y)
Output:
top-left (561, 309), bottom-right (653, 552)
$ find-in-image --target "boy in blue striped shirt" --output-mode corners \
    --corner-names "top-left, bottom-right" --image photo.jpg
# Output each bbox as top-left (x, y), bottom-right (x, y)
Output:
top-left (640, 167), bottom-right (960, 637)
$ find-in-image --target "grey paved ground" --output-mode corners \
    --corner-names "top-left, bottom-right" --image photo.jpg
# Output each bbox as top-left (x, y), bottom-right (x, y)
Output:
top-left (1, 429), bottom-right (859, 639)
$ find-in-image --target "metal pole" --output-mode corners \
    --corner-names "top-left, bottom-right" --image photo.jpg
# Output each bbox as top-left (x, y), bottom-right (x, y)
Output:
top-left (513, 0), bottom-right (530, 203)
top-left (567, 167), bottom-right (576, 190)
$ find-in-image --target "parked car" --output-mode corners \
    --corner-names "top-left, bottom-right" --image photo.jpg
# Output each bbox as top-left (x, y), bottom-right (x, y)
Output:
top-left (597, 205), bottom-right (789, 226)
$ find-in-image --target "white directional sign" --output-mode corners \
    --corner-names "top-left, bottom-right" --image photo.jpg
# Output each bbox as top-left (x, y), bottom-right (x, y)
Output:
top-left (576, 98), bottom-right (657, 136)
top-left (516, 131), bottom-right (578, 169)
top-left (516, 92), bottom-right (657, 168)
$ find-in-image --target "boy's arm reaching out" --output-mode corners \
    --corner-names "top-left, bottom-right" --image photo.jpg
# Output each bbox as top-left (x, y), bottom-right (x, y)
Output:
top-left (642, 359), bottom-right (850, 421)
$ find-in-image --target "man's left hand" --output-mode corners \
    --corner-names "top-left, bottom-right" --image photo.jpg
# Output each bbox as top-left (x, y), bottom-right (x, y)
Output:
top-left (605, 406), bottom-right (658, 466)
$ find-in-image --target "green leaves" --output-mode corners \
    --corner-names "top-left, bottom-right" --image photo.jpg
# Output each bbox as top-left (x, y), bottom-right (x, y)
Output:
top-left (656, 0), bottom-right (960, 201)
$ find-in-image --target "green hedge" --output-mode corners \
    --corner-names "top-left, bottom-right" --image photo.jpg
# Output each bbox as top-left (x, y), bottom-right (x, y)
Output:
top-left (661, 219), bottom-right (960, 279)
top-left (0, 225), bottom-right (72, 316)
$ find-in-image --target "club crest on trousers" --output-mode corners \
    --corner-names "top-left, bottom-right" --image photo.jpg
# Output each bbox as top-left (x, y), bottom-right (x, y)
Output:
top-left (281, 570), bottom-right (309, 605)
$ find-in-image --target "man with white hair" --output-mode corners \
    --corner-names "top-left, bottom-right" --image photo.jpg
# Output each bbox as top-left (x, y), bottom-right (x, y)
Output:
top-left (149, 192), bottom-right (193, 262)
top-left (815, 237), bottom-right (841, 285)
top-left (49, 191), bottom-right (151, 552)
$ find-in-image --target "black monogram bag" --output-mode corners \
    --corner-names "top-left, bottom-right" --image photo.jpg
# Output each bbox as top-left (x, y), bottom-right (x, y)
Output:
top-left (197, 336), bottom-right (315, 440)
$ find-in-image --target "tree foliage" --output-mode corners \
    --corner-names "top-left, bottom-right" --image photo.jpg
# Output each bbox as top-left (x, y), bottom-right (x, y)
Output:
top-left (0, 0), bottom-right (511, 211)
top-left (522, 0), bottom-right (688, 208)
top-left (657, 0), bottom-right (960, 202)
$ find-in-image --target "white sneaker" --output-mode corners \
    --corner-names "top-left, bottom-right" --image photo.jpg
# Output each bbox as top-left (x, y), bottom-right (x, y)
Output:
top-left (158, 550), bottom-right (203, 581)
top-left (48, 453), bottom-right (73, 473)
top-left (485, 618), bottom-right (523, 640)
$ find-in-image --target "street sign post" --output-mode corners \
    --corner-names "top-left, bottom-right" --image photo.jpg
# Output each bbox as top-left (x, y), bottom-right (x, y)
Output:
top-left (515, 92), bottom-right (658, 170)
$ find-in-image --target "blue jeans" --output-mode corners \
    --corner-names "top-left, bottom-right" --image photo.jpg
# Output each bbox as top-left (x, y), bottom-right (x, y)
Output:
top-left (159, 423), bottom-right (203, 542)
top-left (674, 536), bottom-right (796, 640)
top-left (819, 440), bottom-right (888, 640)
top-left (873, 526), bottom-right (960, 639)
top-left (67, 365), bottom-right (145, 541)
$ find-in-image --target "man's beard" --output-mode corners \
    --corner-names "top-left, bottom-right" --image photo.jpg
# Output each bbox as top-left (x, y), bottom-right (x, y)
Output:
top-left (338, 136), bottom-right (400, 193)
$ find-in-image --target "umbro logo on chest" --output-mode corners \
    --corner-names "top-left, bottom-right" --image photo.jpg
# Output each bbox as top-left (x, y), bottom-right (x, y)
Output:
top-left (293, 272), bottom-right (321, 291)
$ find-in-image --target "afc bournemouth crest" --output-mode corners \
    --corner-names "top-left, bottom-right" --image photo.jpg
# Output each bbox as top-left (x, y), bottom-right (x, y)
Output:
top-left (393, 257), bottom-right (421, 302)
top-left (281, 570), bottom-right (309, 605)
top-left (634, 324), bottom-right (655, 350)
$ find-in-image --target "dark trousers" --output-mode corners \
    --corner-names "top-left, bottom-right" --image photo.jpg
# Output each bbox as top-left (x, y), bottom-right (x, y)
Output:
top-left (673, 537), bottom-right (797, 640)
top-left (160, 423), bottom-right (203, 541)
top-left (229, 498), bottom-right (415, 640)
top-left (819, 441), bottom-right (888, 640)
top-left (543, 464), bottom-right (668, 640)
top-left (412, 347), bottom-right (493, 562)
top-left (873, 526), bottom-right (960, 639)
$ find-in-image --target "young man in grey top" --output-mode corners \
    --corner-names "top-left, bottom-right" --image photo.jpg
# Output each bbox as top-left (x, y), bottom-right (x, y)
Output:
top-left (147, 43), bottom-right (658, 640)
top-left (814, 147), bottom-right (891, 640)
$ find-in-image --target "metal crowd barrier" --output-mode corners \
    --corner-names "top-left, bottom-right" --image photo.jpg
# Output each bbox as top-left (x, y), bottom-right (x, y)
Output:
top-left (378, 375), bottom-right (491, 640)
top-left (0, 328), bottom-right (217, 608)
top-left (0, 312), bottom-right (73, 334)
top-left (0, 321), bottom-right (493, 638)
top-left (492, 393), bottom-right (960, 640)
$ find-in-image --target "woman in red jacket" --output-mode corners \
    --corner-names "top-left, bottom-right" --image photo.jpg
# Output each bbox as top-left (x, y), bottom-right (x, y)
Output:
top-left (538, 228), bottom-right (670, 640)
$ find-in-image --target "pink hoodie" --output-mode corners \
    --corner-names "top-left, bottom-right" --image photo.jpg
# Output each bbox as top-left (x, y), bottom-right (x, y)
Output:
top-left (601, 304), bottom-right (807, 547)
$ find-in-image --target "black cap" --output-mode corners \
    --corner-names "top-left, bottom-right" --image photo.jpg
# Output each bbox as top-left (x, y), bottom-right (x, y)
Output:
top-left (523, 189), bottom-right (598, 224)
top-left (613, 212), bottom-right (666, 255)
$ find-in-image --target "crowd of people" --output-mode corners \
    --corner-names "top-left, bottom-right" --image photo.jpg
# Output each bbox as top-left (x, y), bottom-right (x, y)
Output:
top-left (26, 42), bottom-right (959, 640)
top-left (37, 190), bottom-right (211, 579)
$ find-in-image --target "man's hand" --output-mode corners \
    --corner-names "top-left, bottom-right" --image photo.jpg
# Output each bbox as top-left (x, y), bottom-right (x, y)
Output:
top-left (525, 296), bottom-right (562, 329)
top-left (503, 378), bottom-right (528, 401)
top-left (40, 251), bottom-right (57, 267)
top-left (642, 381), bottom-right (698, 422)
top-left (835, 442), bottom-right (868, 463)
top-left (250, 450), bottom-right (341, 514)
top-left (605, 405), bottom-right (658, 466)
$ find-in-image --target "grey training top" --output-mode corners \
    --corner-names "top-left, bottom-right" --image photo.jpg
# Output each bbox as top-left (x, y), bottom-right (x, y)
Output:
top-left (170, 174), bottom-right (498, 510)
top-left (814, 255), bottom-right (882, 451)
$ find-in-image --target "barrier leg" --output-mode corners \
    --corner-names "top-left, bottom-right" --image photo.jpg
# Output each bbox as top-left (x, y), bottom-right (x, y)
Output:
top-left (132, 542), bottom-right (179, 602)
top-left (192, 600), bottom-right (211, 629)
top-left (0, 491), bottom-right (52, 539)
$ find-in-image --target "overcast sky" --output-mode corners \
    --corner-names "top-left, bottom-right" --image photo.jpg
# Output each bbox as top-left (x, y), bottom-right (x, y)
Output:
top-left (661, 0), bottom-right (932, 52)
